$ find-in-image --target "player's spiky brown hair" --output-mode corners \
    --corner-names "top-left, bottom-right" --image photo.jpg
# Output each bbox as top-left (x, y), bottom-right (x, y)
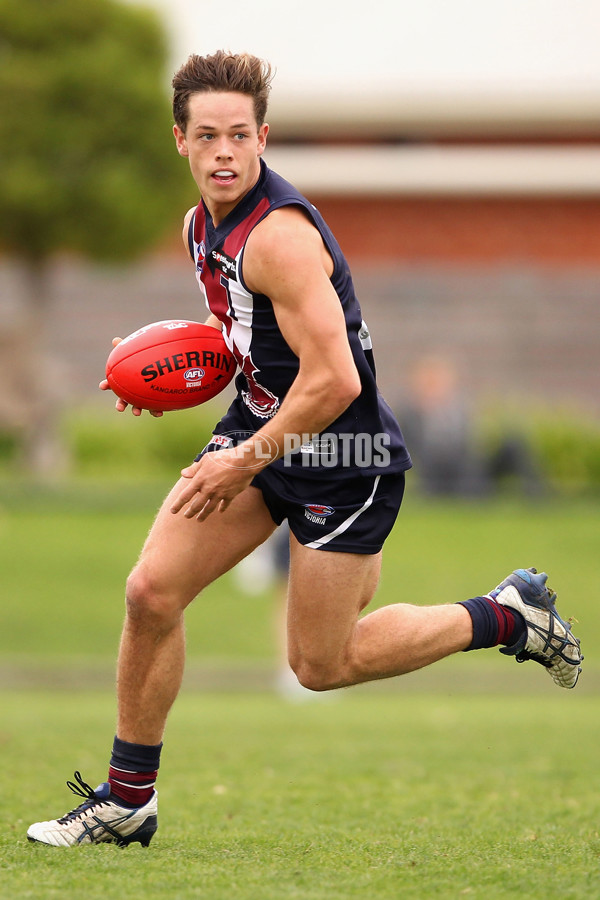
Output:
top-left (172, 51), bottom-right (274, 131)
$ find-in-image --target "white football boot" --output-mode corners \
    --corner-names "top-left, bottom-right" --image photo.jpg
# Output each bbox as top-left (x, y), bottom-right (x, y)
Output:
top-left (490, 567), bottom-right (582, 689)
top-left (27, 771), bottom-right (157, 847)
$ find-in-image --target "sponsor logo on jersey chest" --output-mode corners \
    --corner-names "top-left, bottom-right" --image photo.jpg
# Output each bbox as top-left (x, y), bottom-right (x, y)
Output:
top-left (211, 249), bottom-right (237, 277)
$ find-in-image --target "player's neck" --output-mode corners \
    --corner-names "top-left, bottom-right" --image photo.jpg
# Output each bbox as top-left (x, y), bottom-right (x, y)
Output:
top-left (203, 166), bottom-right (262, 228)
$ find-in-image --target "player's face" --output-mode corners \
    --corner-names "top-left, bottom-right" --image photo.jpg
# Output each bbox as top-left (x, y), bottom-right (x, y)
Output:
top-left (173, 91), bottom-right (268, 225)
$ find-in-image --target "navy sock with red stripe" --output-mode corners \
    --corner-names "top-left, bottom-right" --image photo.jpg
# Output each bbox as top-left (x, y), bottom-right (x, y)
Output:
top-left (458, 595), bottom-right (526, 651)
top-left (108, 736), bottom-right (162, 808)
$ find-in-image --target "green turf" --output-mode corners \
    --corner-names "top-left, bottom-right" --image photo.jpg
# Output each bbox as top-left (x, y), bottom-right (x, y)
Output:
top-left (2, 690), bottom-right (599, 899)
top-left (1, 485), bottom-right (598, 897)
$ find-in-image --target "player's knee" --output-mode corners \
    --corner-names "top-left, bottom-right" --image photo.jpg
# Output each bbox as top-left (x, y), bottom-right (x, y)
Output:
top-left (125, 564), bottom-right (180, 627)
top-left (291, 657), bottom-right (343, 692)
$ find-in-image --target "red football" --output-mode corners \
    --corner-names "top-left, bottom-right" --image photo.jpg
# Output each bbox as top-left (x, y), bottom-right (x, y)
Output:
top-left (105, 320), bottom-right (236, 411)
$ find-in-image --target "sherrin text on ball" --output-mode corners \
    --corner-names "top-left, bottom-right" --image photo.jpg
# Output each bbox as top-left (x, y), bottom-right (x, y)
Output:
top-left (105, 320), bottom-right (236, 411)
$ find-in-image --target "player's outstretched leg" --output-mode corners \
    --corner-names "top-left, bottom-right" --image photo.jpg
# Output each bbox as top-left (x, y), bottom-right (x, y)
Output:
top-left (490, 567), bottom-right (582, 689)
top-left (27, 771), bottom-right (158, 847)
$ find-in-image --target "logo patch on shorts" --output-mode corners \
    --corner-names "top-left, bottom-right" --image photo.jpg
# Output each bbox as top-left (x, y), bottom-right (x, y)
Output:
top-left (303, 504), bottom-right (335, 525)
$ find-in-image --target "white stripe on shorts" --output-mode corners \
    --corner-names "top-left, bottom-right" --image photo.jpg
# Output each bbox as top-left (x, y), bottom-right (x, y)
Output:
top-left (304, 475), bottom-right (381, 550)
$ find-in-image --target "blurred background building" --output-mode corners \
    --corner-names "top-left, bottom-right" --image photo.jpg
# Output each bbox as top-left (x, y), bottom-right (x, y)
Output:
top-left (1, 0), bottom-right (599, 476)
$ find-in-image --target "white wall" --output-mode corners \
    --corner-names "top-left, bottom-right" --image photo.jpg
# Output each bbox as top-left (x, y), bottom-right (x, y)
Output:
top-left (131, 0), bottom-right (600, 131)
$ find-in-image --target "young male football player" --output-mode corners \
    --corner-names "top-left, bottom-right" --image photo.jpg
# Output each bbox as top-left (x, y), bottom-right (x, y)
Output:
top-left (27, 51), bottom-right (582, 847)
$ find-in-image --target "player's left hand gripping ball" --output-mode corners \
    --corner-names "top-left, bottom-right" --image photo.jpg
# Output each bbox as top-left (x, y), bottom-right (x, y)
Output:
top-left (105, 320), bottom-right (236, 411)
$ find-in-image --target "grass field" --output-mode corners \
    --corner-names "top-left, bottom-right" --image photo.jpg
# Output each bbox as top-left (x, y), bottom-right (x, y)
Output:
top-left (2, 691), bottom-right (599, 899)
top-left (0, 481), bottom-right (598, 898)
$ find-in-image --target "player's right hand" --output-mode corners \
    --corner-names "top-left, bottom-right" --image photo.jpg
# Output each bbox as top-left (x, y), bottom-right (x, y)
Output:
top-left (100, 337), bottom-right (163, 417)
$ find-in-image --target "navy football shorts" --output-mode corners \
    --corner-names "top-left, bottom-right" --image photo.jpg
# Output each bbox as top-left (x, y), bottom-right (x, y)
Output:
top-left (197, 437), bottom-right (405, 555)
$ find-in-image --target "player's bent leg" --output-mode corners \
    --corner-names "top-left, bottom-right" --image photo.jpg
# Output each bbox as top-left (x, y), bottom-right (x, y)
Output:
top-left (286, 535), bottom-right (473, 692)
top-left (117, 481), bottom-right (277, 745)
top-left (286, 537), bottom-right (381, 690)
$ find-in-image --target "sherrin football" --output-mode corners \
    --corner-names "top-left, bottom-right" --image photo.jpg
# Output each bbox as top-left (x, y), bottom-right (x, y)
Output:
top-left (105, 320), bottom-right (236, 411)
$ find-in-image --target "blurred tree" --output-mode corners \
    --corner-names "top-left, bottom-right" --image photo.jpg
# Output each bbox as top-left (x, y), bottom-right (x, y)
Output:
top-left (0, 0), bottom-right (188, 473)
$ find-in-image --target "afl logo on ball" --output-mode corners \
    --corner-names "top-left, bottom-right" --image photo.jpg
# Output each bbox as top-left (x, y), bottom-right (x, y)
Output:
top-left (185, 368), bottom-right (205, 384)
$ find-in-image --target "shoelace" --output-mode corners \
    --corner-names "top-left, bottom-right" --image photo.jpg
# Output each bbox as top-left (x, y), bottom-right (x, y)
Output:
top-left (515, 648), bottom-right (553, 668)
top-left (517, 617), bottom-right (580, 668)
top-left (57, 771), bottom-right (107, 824)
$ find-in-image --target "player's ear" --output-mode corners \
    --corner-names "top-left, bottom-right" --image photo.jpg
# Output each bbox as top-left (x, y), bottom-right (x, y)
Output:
top-left (173, 125), bottom-right (189, 158)
top-left (257, 123), bottom-right (269, 157)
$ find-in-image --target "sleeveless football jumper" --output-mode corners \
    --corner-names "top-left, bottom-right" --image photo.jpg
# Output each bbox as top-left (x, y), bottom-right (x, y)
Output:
top-left (189, 159), bottom-right (411, 482)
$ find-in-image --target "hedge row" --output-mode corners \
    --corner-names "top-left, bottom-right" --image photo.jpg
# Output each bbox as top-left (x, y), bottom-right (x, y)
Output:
top-left (1, 404), bottom-right (600, 494)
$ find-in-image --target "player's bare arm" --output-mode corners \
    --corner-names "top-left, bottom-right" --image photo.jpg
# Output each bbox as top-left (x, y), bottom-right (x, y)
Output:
top-left (243, 205), bottom-right (361, 441)
top-left (181, 205), bottom-right (196, 262)
top-left (171, 206), bottom-right (361, 521)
